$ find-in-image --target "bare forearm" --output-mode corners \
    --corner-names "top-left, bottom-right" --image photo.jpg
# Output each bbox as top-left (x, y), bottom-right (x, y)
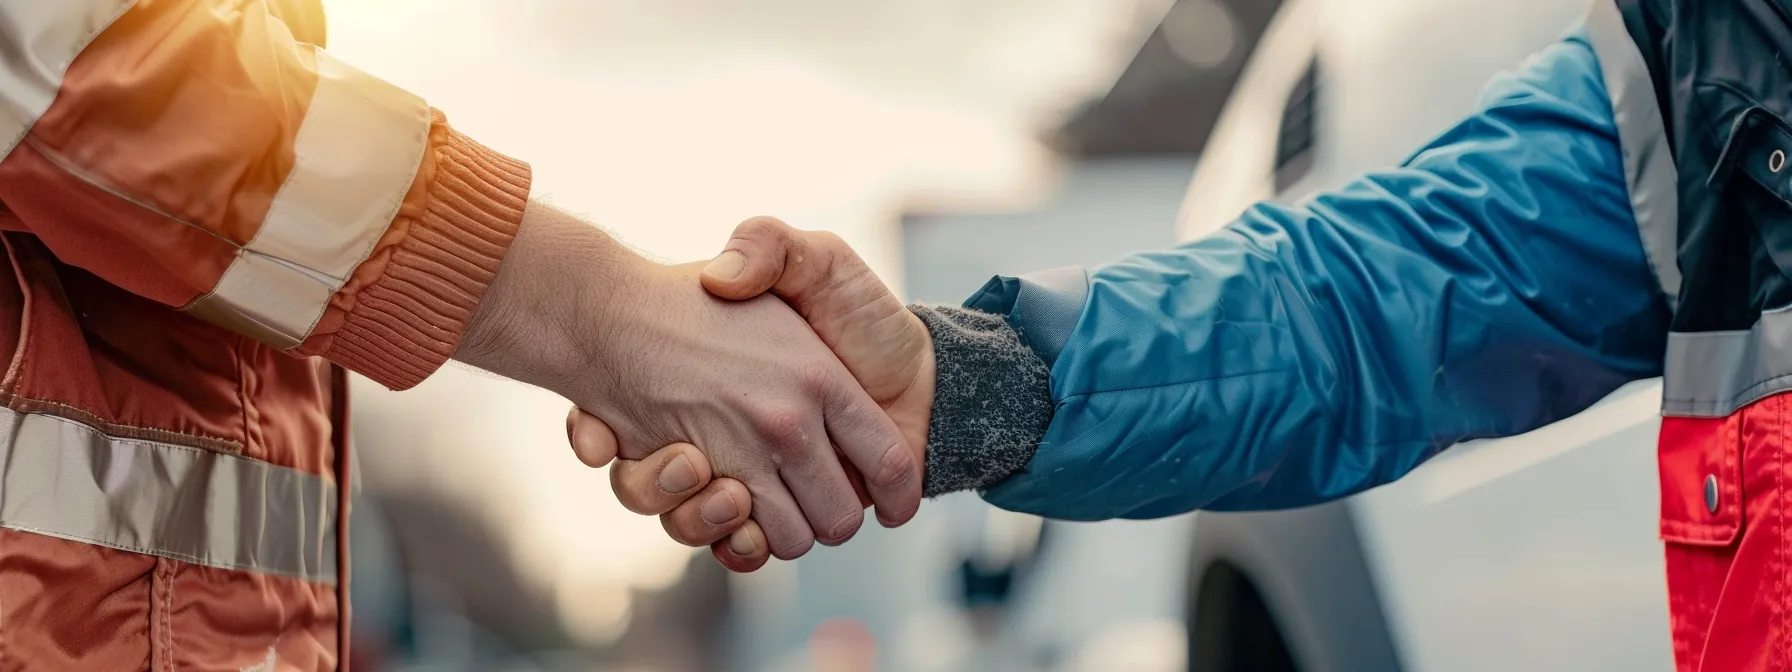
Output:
top-left (454, 201), bottom-right (924, 550)
top-left (456, 200), bottom-right (643, 397)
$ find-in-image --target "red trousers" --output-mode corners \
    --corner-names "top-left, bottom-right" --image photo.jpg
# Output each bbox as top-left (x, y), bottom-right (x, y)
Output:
top-left (1660, 391), bottom-right (1792, 670)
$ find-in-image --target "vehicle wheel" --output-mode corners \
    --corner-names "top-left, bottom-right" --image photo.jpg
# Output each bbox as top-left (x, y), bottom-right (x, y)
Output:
top-left (1188, 561), bottom-right (1298, 672)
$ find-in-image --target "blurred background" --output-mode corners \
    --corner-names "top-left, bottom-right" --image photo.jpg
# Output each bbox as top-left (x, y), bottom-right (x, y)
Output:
top-left (331, 1), bottom-right (1262, 670)
top-left (324, 1), bottom-right (1679, 671)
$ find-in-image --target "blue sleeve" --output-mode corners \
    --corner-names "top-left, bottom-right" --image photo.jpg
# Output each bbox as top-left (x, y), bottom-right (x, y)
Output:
top-left (974, 30), bottom-right (1673, 520)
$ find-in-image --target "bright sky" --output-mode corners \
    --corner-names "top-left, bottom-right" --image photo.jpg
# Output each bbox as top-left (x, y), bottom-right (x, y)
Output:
top-left (323, 0), bottom-right (1162, 644)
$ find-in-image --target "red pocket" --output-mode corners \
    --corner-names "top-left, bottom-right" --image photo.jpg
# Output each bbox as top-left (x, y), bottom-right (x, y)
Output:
top-left (1658, 414), bottom-right (1743, 546)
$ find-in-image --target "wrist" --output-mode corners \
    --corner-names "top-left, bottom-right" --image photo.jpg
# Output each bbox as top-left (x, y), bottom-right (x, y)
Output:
top-left (908, 304), bottom-right (1052, 497)
top-left (457, 200), bottom-right (650, 395)
top-left (908, 312), bottom-right (937, 445)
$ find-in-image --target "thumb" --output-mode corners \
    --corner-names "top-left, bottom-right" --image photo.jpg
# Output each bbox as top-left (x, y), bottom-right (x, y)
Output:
top-left (566, 406), bottom-right (620, 468)
top-left (701, 216), bottom-right (797, 301)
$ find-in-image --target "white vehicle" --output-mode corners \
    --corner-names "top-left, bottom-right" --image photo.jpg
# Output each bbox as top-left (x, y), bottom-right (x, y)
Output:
top-left (1178, 1), bottom-right (1674, 671)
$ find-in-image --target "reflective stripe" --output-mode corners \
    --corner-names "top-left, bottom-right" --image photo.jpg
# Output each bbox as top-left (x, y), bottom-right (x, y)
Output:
top-left (0, 406), bottom-right (338, 582)
top-left (1585, 0), bottom-right (1681, 310)
top-left (0, 1), bottom-right (136, 159)
top-left (187, 50), bottom-right (430, 348)
top-left (1662, 306), bottom-right (1792, 417)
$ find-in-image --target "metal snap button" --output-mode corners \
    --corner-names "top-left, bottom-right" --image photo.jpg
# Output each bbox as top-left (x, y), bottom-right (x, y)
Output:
top-left (1771, 149), bottom-right (1786, 173)
top-left (1704, 474), bottom-right (1720, 514)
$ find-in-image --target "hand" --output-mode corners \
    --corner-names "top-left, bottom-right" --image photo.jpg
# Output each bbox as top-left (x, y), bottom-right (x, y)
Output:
top-left (457, 204), bottom-right (922, 559)
top-left (565, 408), bottom-right (772, 573)
top-left (571, 216), bottom-right (936, 570)
top-left (703, 217), bottom-right (935, 453)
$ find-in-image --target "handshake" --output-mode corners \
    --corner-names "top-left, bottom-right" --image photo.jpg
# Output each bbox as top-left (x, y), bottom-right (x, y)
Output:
top-left (457, 204), bottom-right (956, 573)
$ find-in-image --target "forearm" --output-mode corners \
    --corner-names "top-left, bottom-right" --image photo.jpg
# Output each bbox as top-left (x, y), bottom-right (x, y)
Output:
top-left (0, 2), bottom-right (534, 391)
top-left (457, 200), bottom-right (643, 397)
top-left (932, 31), bottom-right (1673, 520)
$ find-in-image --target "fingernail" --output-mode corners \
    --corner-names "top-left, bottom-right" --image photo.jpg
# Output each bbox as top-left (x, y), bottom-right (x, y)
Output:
top-left (658, 455), bottom-right (698, 494)
top-left (701, 490), bottom-right (741, 524)
top-left (728, 529), bottom-right (757, 556)
top-left (704, 250), bottom-right (746, 281)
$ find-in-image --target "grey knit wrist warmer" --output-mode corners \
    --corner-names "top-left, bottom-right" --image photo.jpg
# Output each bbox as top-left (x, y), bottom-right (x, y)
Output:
top-left (910, 304), bottom-right (1053, 497)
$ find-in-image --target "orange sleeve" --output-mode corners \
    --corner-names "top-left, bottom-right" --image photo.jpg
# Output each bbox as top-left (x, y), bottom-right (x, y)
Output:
top-left (0, 0), bottom-right (530, 390)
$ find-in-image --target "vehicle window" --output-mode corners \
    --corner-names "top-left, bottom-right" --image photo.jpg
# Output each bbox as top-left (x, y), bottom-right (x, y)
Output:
top-left (1273, 56), bottom-right (1319, 192)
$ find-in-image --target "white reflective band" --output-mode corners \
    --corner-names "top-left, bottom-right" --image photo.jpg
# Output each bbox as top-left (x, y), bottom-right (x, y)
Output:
top-left (1662, 306), bottom-right (1792, 418)
top-left (0, 407), bottom-right (339, 582)
top-left (0, 0), bottom-right (136, 159)
top-left (1585, 0), bottom-right (1682, 310)
top-left (188, 49), bottom-right (430, 348)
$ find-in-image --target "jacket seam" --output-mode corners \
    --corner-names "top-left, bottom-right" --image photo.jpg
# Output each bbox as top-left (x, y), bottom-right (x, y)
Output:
top-left (1664, 373), bottom-right (1792, 417)
top-left (232, 337), bottom-right (261, 460)
top-left (1054, 367), bottom-right (1287, 404)
top-left (8, 410), bottom-right (260, 461)
top-left (162, 559), bottom-right (174, 671)
top-left (1770, 399), bottom-right (1784, 670)
top-left (0, 392), bottom-right (243, 455)
top-left (0, 237), bottom-right (31, 394)
top-left (0, 523), bottom-right (329, 582)
top-left (21, 137), bottom-right (242, 250)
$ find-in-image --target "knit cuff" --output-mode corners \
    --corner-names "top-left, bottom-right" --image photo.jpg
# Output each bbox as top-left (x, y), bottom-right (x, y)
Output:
top-left (301, 116), bottom-right (531, 390)
top-left (911, 304), bottom-right (1054, 497)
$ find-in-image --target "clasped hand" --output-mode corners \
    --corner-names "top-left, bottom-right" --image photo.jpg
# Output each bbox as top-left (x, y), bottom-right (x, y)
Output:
top-left (473, 211), bottom-right (934, 572)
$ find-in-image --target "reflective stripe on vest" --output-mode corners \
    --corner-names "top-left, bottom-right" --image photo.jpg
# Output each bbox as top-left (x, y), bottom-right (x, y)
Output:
top-left (0, 406), bottom-right (338, 583)
top-left (1662, 308), bottom-right (1792, 418)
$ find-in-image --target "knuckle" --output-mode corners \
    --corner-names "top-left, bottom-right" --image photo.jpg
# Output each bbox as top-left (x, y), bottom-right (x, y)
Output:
top-left (752, 408), bottom-right (810, 456)
top-left (810, 230), bottom-right (848, 252)
top-left (793, 361), bottom-right (837, 397)
top-left (735, 215), bottom-right (789, 242)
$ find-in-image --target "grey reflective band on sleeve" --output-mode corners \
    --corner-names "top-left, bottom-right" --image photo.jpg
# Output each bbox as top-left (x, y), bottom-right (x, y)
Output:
top-left (1006, 266), bottom-right (1090, 368)
top-left (1662, 306), bottom-right (1792, 417)
top-left (1585, 0), bottom-right (1682, 310)
top-left (0, 408), bottom-right (338, 582)
top-left (183, 51), bottom-right (431, 350)
top-left (0, 1), bottom-right (135, 161)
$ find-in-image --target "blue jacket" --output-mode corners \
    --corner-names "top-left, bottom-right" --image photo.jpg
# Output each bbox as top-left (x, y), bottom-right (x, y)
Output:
top-left (973, 28), bottom-right (1673, 520)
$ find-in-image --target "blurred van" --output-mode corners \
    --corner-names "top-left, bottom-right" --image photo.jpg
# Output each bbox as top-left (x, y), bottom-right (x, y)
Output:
top-left (1178, 1), bottom-right (1675, 670)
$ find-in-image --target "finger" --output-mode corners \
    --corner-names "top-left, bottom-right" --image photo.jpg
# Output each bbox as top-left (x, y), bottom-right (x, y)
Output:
top-left (740, 470), bottom-right (818, 561)
top-left (824, 382), bottom-right (921, 528)
top-left (711, 520), bottom-right (770, 573)
top-left (763, 410), bottom-right (865, 547)
top-left (701, 216), bottom-right (798, 301)
top-left (706, 217), bottom-right (868, 316)
top-left (704, 221), bottom-right (912, 394)
top-left (838, 452), bottom-right (872, 510)
top-left (659, 478), bottom-right (752, 547)
top-left (609, 443), bottom-right (714, 516)
top-left (566, 407), bottom-right (620, 468)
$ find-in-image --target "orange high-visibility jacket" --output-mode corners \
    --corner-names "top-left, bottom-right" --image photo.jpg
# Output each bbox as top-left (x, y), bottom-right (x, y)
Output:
top-left (0, 2), bottom-right (531, 669)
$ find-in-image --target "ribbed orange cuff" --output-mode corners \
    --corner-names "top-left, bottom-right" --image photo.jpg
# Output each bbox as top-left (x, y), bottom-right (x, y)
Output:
top-left (314, 120), bottom-right (531, 390)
